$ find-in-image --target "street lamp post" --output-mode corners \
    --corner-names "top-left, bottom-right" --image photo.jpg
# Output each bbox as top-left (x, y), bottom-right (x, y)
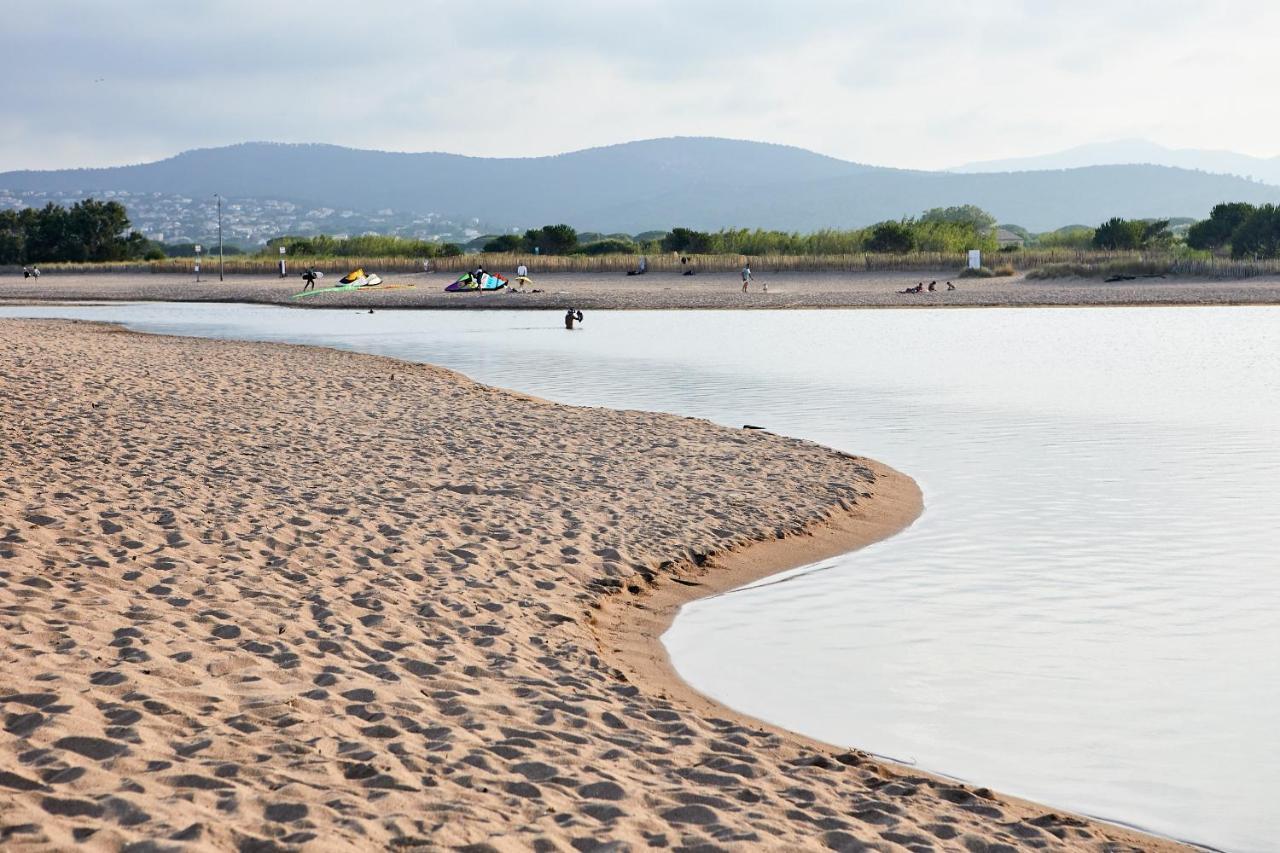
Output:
top-left (215, 193), bottom-right (224, 282)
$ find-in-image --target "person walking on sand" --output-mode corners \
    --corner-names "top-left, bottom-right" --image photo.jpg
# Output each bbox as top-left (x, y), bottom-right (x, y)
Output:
top-left (741, 263), bottom-right (753, 293)
top-left (301, 267), bottom-right (318, 291)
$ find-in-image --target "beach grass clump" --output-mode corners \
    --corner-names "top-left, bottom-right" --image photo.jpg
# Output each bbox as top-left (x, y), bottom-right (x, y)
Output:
top-left (959, 266), bottom-right (995, 278)
top-left (1026, 259), bottom-right (1174, 280)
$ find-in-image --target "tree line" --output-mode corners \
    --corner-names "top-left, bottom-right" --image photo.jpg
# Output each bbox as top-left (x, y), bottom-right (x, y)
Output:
top-left (16, 198), bottom-right (1279, 264)
top-left (1079, 203), bottom-right (1280, 258)
top-left (475, 206), bottom-right (1001, 256)
top-left (0, 199), bottom-right (159, 264)
top-left (264, 234), bottom-right (464, 258)
top-left (1186, 202), bottom-right (1280, 258)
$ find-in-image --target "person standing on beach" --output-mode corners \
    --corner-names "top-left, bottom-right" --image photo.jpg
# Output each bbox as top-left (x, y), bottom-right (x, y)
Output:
top-left (741, 263), bottom-right (753, 293)
top-left (516, 262), bottom-right (528, 279)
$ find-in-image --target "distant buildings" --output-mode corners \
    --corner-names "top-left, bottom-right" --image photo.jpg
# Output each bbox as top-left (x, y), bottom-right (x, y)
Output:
top-left (0, 189), bottom-right (493, 248)
top-left (995, 228), bottom-right (1026, 249)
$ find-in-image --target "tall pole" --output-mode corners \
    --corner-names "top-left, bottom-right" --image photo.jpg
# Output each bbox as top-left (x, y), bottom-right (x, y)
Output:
top-left (216, 193), bottom-right (224, 281)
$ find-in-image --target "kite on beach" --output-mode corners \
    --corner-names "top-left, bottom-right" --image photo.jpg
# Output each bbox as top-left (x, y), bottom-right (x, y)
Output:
top-left (445, 271), bottom-right (508, 292)
top-left (292, 267), bottom-right (404, 298)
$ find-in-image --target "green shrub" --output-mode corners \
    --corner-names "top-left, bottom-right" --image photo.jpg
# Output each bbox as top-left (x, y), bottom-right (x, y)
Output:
top-left (523, 224), bottom-right (579, 255)
top-left (865, 221), bottom-right (916, 253)
top-left (575, 238), bottom-right (637, 255)
top-left (662, 227), bottom-right (713, 253)
top-left (482, 234), bottom-right (524, 253)
top-left (1026, 259), bottom-right (1173, 279)
top-left (959, 266), bottom-right (995, 278)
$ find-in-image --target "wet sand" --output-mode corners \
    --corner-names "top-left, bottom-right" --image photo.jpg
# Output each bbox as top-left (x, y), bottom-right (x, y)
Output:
top-left (0, 320), bottom-right (1188, 851)
top-left (3, 270), bottom-right (1280, 309)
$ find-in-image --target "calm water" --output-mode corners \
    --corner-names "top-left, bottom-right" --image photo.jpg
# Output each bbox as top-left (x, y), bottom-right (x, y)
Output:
top-left (4, 303), bottom-right (1278, 851)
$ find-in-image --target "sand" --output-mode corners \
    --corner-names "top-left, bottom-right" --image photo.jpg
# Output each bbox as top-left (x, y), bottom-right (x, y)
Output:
top-left (0, 320), bottom-right (1189, 851)
top-left (3, 270), bottom-right (1280, 310)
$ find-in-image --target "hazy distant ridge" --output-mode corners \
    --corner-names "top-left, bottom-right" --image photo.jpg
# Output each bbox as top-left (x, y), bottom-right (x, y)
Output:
top-left (953, 139), bottom-right (1280, 185)
top-left (4, 137), bottom-right (1280, 233)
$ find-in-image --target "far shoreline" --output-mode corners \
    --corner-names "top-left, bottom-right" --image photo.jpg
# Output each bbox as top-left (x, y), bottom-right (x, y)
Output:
top-left (3, 269), bottom-right (1280, 311)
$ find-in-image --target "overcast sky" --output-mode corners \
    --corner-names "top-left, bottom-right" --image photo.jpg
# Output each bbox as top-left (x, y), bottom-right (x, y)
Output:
top-left (5, 0), bottom-right (1276, 172)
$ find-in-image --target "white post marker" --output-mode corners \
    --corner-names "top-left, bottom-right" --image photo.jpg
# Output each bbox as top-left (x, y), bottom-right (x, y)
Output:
top-left (968, 249), bottom-right (982, 270)
top-left (195, 244), bottom-right (202, 282)
top-left (279, 245), bottom-right (287, 278)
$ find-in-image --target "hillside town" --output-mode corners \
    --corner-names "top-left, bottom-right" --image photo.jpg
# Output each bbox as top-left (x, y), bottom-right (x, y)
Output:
top-left (0, 187), bottom-right (487, 248)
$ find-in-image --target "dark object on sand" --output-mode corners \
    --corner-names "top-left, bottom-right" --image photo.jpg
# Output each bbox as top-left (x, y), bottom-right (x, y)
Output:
top-left (743, 425), bottom-right (766, 430)
top-left (1106, 273), bottom-right (1168, 282)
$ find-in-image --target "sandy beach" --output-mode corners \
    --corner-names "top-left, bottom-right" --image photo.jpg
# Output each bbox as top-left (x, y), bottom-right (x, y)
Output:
top-left (0, 319), bottom-right (1189, 851)
top-left (3, 270), bottom-right (1280, 310)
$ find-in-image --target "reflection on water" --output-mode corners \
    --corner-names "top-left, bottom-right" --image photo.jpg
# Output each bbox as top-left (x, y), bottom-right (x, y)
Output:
top-left (4, 302), bottom-right (1278, 852)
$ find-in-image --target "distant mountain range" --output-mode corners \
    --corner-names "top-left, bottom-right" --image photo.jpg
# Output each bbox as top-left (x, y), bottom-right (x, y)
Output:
top-left (953, 139), bottom-right (1280, 185)
top-left (4, 137), bottom-right (1280, 239)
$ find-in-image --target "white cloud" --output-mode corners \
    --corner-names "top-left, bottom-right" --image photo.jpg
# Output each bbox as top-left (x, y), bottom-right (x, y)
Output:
top-left (3, 0), bottom-right (1276, 170)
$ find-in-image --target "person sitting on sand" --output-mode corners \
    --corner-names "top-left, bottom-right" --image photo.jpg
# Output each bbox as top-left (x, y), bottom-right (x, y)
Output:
top-left (947, 281), bottom-right (956, 291)
top-left (928, 281), bottom-right (936, 292)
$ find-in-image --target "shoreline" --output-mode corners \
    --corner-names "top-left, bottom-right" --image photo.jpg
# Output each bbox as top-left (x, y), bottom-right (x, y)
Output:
top-left (0, 318), bottom-right (1191, 851)
top-left (3, 270), bottom-right (1280, 311)
top-left (591, 475), bottom-right (1196, 853)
